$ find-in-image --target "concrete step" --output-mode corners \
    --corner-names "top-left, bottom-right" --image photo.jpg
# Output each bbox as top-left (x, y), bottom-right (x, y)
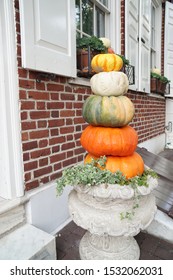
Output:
top-left (145, 209), bottom-right (173, 244)
top-left (0, 198), bottom-right (26, 238)
top-left (0, 223), bottom-right (56, 260)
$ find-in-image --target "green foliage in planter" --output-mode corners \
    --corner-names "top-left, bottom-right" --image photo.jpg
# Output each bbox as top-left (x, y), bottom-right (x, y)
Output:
top-left (117, 54), bottom-right (129, 65)
top-left (56, 156), bottom-right (158, 195)
top-left (76, 36), bottom-right (106, 52)
top-left (151, 72), bottom-right (170, 83)
top-left (57, 156), bottom-right (158, 220)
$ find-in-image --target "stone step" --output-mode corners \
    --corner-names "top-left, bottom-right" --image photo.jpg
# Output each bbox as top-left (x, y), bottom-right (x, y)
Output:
top-left (0, 198), bottom-right (26, 238)
top-left (145, 209), bottom-right (173, 244)
top-left (0, 223), bottom-right (56, 260)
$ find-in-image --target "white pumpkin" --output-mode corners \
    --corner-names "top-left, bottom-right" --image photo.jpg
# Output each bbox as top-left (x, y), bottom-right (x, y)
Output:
top-left (99, 37), bottom-right (111, 48)
top-left (90, 71), bottom-right (129, 96)
top-left (151, 68), bottom-right (161, 75)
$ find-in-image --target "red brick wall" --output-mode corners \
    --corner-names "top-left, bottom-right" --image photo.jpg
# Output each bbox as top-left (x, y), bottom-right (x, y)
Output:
top-left (121, 0), bottom-right (125, 55)
top-left (19, 77), bottom-right (90, 190)
top-left (127, 91), bottom-right (165, 142)
top-left (15, 0), bottom-right (166, 191)
top-left (161, 1), bottom-right (165, 75)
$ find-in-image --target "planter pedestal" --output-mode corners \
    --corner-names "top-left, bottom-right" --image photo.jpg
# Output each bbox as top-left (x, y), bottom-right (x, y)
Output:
top-left (68, 177), bottom-right (157, 260)
top-left (79, 232), bottom-right (140, 260)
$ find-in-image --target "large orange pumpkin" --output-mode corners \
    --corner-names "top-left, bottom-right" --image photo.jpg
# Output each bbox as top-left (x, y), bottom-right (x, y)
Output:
top-left (80, 125), bottom-right (138, 157)
top-left (84, 152), bottom-right (144, 179)
top-left (91, 54), bottom-right (123, 72)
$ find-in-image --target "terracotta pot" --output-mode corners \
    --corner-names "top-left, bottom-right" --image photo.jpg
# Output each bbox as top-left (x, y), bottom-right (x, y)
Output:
top-left (77, 49), bottom-right (100, 77)
top-left (77, 49), bottom-right (89, 71)
top-left (159, 80), bottom-right (166, 93)
top-left (151, 78), bottom-right (167, 94)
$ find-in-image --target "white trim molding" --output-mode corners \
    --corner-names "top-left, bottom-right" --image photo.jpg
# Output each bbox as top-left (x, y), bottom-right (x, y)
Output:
top-left (0, 0), bottom-right (24, 199)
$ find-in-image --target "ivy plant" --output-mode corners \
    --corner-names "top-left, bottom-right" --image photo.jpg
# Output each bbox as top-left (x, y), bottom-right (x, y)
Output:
top-left (57, 156), bottom-right (158, 195)
top-left (76, 36), bottom-right (106, 52)
top-left (151, 72), bottom-right (170, 83)
top-left (56, 156), bottom-right (158, 220)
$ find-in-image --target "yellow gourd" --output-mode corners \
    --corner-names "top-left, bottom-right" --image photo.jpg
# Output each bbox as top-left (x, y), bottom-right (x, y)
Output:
top-left (91, 54), bottom-right (123, 72)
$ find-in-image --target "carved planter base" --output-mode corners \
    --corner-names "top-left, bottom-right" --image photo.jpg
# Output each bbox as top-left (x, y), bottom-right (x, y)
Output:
top-left (79, 232), bottom-right (140, 260)
top-left (68, 178), bottom-right (157, 260)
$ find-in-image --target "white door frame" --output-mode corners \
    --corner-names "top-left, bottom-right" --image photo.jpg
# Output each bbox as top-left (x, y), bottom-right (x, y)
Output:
top-left (0, 0), bottom-right (24, 199)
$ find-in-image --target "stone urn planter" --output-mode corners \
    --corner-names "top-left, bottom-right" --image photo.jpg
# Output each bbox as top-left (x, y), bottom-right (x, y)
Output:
top-left (68, 175), bottom-right (157, 260)
top-left (57, 52), bottom-right (159, 260)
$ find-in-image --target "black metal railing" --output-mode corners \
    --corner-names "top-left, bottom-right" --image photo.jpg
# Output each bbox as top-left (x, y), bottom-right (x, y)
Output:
top-left (122, 64), bottom-right (135, 85)
top-left (150, 77), bottom-right (170, 95)
top-left (77, 47), bottom-right (135, 85)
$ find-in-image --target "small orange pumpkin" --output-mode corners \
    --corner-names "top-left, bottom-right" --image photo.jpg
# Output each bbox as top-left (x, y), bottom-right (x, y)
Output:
top-left (84, 152), bottom-right (144, 179)
top-left (91, 53), bottom-right (123, 72)
top-left (108, 47), bottom-right (115, 54)
top-left (80, 125), bottom-right (138, 157)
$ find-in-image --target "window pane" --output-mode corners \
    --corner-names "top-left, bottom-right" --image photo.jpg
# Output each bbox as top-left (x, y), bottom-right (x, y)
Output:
top-left (151, 5), bottom-right (156, 54)
top-left (76, 0), bottom-right (80, 31)
top-left (151, 6), bottom-right (155, 26)
top-left (151, 50), bottom-right (156, 68)
top-left (99, 0), bottom-right (108, 7)
top-left (76, 30), bottom-right (81, 39)
top-left (96, 7), bottom-right (105, 37)
top-left (82, 0), bottom-right (94, 36)
top-left (151, 28), bottom-right (155, 48)
top-left (142, 1), bottom-right (150, 21)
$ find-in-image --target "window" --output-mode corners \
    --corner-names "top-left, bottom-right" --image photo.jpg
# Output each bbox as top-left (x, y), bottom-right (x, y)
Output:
top-left (150, 0), bottom-right (162, 70)
top-left (151, 4), bottom-right (156, 68)
top-left (125, 0), bottom-right (162, 93)
top-left (75, 0), bottom-right (121, 79)
top-left (75, 0), bottom-right (110, 38)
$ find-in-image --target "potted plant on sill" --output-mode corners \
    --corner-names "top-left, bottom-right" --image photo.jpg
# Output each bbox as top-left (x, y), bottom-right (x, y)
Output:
top-left (151, 69), bottom-right (170, 95)
top-left (76, 36), bottom-right (106, 77)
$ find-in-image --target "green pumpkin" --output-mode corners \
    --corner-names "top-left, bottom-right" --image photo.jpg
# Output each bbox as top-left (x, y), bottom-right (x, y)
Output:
top-left (82, 95), bottom-right (135, 127)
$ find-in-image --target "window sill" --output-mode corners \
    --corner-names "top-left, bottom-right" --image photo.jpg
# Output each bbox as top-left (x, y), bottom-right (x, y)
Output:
top-left (68, 77), bottom-right (167, 100)
top-left (147, 92), bottom-right (165, 99)
top-left (68, 77), bottom-right (90, 87)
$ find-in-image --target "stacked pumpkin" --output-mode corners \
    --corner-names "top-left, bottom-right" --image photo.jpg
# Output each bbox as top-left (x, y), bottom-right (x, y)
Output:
top-left (80, 53), bottom-right (144, 179)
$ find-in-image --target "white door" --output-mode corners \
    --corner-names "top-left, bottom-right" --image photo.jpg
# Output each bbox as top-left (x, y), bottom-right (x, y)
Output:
top-left (19, 0), bottom-right (76, 77)
top-left (125, 0), bottom-right (139, 91)
top-left (0, 0), bottom-right (24, 199)
top-left (126, 0), bottom-right (151, 93)
top-left (164, 1), bottom-right (173, 96)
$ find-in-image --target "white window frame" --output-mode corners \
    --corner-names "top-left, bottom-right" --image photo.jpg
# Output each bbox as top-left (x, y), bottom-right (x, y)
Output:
top-left (70, 0), bottom-right (120, 84)
top-left (76, 0), bottom-right (121, 53)
top-left (125, 0), bottom-right (162, 93)
top-left (150, 0), bottom-right (162, 70)
top-left (0, 0), bottom-right (24, 199)
top-left (76, 0), bottom-right (110, 38)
